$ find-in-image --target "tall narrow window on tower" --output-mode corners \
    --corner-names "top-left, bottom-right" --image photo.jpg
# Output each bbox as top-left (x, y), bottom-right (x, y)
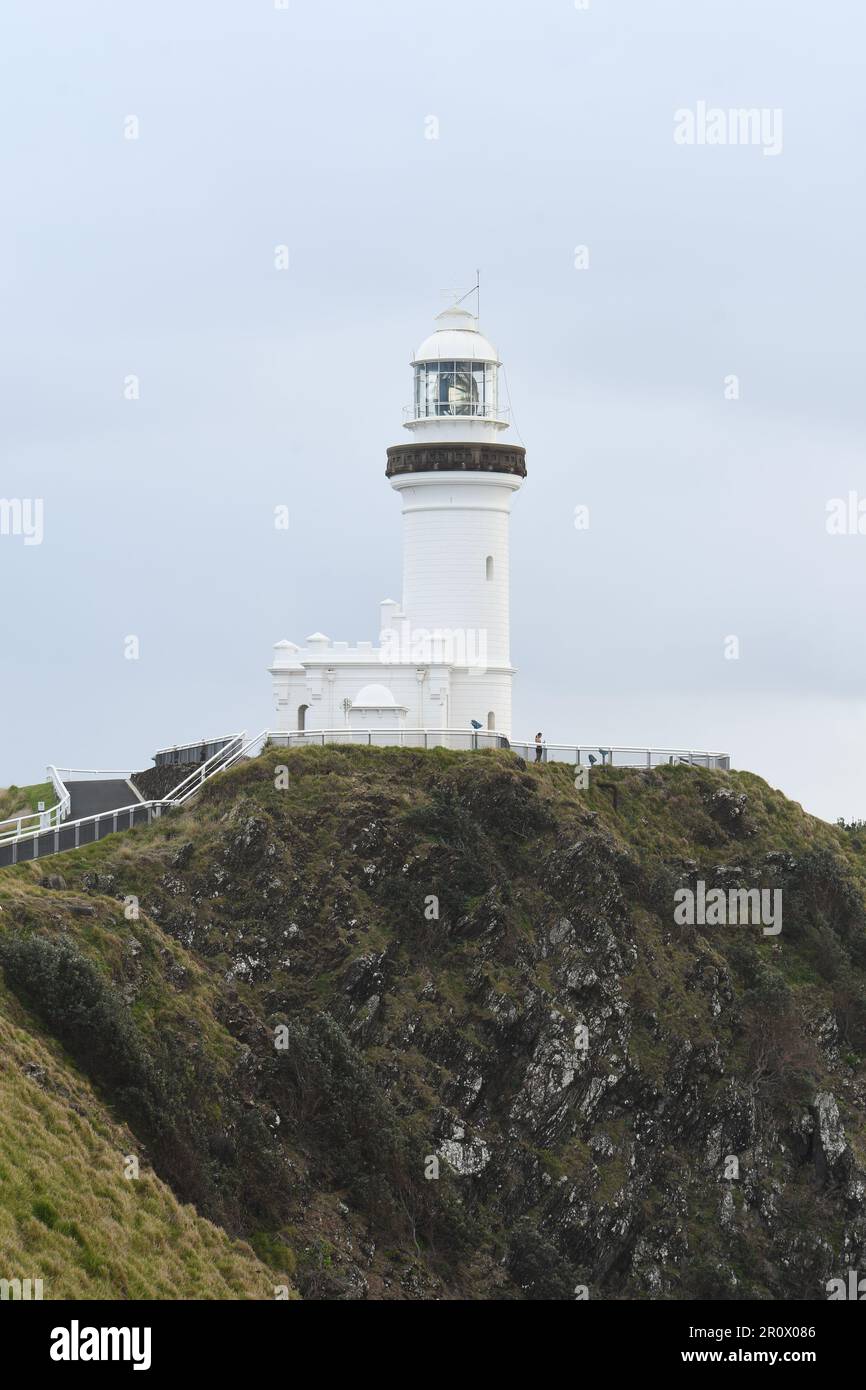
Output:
top-left (485, 555), bottom-right (494, 580)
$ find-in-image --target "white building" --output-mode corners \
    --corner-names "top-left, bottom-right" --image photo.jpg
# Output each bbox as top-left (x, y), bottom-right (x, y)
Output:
top-left (269, 304), bottom-right (527, 743)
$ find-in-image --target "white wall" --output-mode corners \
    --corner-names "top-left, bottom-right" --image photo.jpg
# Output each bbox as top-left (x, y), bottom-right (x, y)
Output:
top-left (391, 472), bottom-right (522, 672)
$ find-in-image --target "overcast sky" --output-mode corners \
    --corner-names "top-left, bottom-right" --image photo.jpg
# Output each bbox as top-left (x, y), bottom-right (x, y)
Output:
top-left (2, 0), bottom-right (864, 823)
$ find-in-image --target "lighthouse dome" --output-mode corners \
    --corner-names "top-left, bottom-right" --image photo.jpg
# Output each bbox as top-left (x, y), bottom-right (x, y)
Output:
top-left (351, 683), bottom-right (402, 709)
top-left (413, 307), bottom-right (499, 364)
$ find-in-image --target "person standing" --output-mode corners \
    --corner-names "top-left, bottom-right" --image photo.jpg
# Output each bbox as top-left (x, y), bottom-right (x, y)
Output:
top-left (534, 732), bottom-right (544, 763)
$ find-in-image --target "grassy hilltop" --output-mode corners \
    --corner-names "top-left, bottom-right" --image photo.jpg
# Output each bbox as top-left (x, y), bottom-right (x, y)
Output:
top-left (1, 745), bottom-right (866, 1300)
top-left (0, 782), bottom-right (54, 830)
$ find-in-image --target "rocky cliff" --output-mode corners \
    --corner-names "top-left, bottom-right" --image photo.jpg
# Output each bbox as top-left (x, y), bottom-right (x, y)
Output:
top-left (2, 745), bottom-right (865, 1300)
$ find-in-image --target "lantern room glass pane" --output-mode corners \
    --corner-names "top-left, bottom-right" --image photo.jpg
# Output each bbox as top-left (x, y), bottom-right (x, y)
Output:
top-left (437, 363), bottom-right (453, 412)
top-left (451, 365), bottom-right (476, 413)
top-left (485, 363), bottom-right (497, 414)
top-left (414, 359), bottom-right (498, 416)
top-left (472, 364), bottom-right (486, 411)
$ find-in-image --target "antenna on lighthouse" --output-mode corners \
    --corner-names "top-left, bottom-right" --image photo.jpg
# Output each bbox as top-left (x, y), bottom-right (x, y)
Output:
top-left (448, 272), bottom-right (481, 320)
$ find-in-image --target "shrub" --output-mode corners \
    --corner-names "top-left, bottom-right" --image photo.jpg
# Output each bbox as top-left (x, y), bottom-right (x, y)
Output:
top-left (506, 1219), bottom-right (576, 1300)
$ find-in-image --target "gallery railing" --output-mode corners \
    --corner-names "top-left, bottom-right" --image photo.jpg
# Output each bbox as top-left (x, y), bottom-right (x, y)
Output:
top-left (267, 729), bottom-right (731, 770)
top-left (403, 402), bottom-right (510, 424)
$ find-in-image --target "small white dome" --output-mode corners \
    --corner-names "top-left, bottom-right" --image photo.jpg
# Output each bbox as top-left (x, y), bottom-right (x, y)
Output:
top-left (352, 684), bottom-right (404, 709)
top-left (414, 307), bottom-right (499, 365)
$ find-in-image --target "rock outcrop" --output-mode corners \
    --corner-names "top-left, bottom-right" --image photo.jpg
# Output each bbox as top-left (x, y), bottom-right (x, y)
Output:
top-left (2, 746), bottom-right (866, 1300)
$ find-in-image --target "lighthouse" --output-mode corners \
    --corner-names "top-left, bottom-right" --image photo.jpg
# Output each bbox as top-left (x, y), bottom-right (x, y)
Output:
top-left (270, 302), bottom-right (527, 742)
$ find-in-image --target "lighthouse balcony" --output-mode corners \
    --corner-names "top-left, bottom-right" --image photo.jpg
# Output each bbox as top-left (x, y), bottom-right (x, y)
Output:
top-left (386, 440), bottom-right (527, 479)
top-left (403, 400), bottom-right (510, 426)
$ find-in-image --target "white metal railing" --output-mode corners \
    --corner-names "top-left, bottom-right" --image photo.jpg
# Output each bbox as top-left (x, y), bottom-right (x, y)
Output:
top-left (0, 731), bottom-right (268, 865)
top-left (0, 726), bottom-right (731, 867)
top-left (0, 799), bottom-right (171, 865)
top-left (222, 728), bottom-right (270, 767)
top-left (51, 768), bottom-right (135, 778)
top-left (0, 765), bottom-right (71, 844)
top-left (266, 729), bottom-right (731, 770)
top-left (153, 733), bottom-right (240, 759)
top-left (153, 729), bottom-right (268, 807)
top-left (48, 765), bottom-right (71, 820)
top-left (166, 730), bottom-right (268, 804)
top-left (0, 809), bottom-right (57, 843)
top-left (506, 740), bottom-right (731, 771)
top-left (403, 403), bottom-right (510, 424)
top-left (0, 763), bottom-right (142, 845)
top-left (161, 733), bottom-right (247, 803)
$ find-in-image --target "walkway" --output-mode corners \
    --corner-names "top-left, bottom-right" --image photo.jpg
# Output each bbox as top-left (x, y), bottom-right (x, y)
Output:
top-left (66, 779), bottom-right (142, 820)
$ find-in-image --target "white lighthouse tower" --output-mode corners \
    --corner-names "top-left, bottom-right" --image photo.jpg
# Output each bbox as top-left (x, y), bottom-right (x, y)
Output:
top-left (270, 301), bottom-right (527, 743)
top-left (386, 305), bottom-right (526, 735)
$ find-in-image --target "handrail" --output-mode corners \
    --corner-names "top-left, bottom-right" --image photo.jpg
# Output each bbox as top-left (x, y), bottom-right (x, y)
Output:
top-left (153, 733), bottom-right (240, 757)
top-left (1, 734), bottom-right (263, 855)
top-left (0, 810), bottom-right (52, 842)
top-left (53, 768), bottom-right (135, 778)
top-left (0, 765), bottom-right (71, 844)
top-left (3, 800), bottom-right (167, 848)
top-left (0, 810), bottom-right (59, 843)
top-left (0, 730), bottom-right (266, 863)
top-left (160, 733), bottom-right (246, 802)
top-left (48, 765), bottom-right (71, 818)
top-left (0, 733), bottom-right (257, 860)
top-left (1, 732), bottom-right (262, 851)
top-left (266, 729), bottom-right (731, 769)
top-left (171, 729), bottom-right (268, 803)
top-left (0, 726), bottom-right (730, 867)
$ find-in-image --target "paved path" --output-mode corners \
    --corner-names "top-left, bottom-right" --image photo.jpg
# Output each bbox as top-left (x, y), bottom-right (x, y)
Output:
top-left (66, 779), bottom-right (140, 819)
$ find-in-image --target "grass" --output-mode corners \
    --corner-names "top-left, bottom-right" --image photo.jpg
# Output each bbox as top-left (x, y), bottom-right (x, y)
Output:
top-left (0, 979), bottom-right (297, 1299)
top-left (0, 781), bottom-right (55, 831)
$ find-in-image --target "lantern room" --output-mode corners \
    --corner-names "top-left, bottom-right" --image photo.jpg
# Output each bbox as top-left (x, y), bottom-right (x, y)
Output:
top-left (404, 306), bottom-right (509, 442)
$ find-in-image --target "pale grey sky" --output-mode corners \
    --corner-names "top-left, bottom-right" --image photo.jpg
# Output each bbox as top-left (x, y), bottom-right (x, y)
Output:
top-left (2, 0), bottom-right (865, 822)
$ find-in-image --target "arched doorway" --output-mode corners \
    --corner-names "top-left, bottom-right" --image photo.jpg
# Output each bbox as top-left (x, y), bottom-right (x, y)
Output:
top-left (298, 703), bottom-right (309, 731)
top-left (487, 711), bottom-right (495, 731)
